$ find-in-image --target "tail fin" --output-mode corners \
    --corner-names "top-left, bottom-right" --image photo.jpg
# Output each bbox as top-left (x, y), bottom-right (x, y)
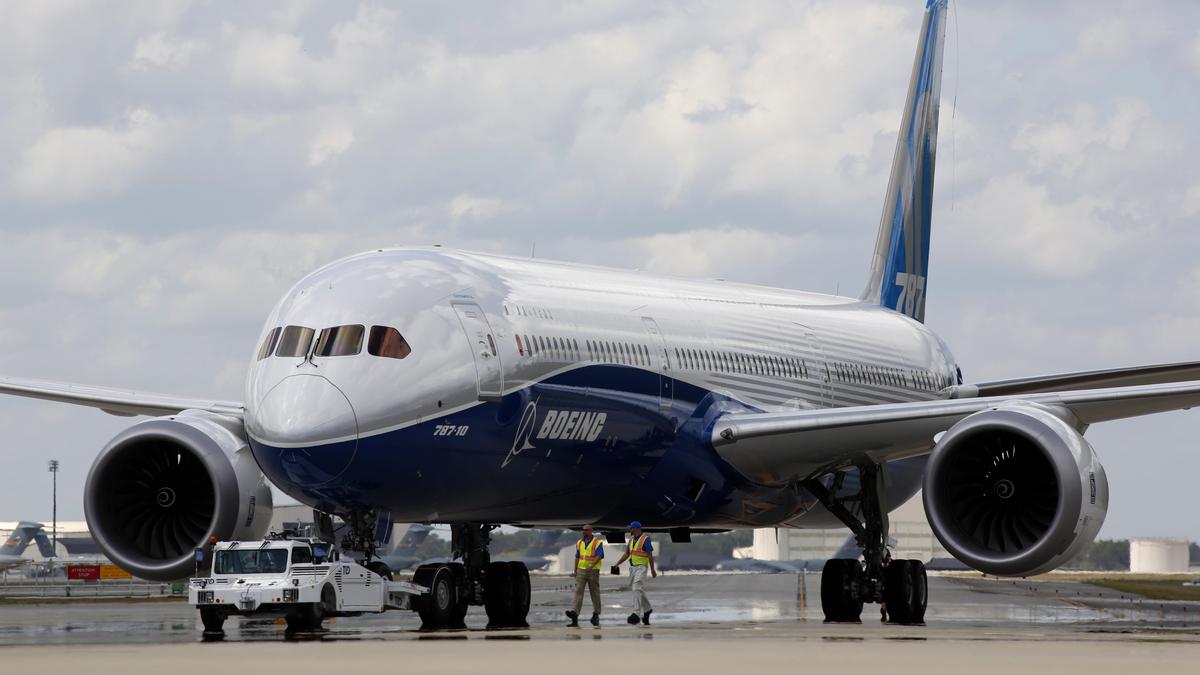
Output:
top-left (861, 0), bottom-right (948, 323)
top-left (33, 531), bottom-right (56, 558)
top-left (395, 524), bottom-right (433, 552)
top-left (0, 522), bottom-right (45, 557)
top-left (524, 529), bottom-right (567, 555)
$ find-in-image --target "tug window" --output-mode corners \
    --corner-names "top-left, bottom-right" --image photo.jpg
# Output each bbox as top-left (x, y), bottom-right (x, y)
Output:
top-left (368, 326), bottom-right (412, 359)
top-left (316, 324), bottom-right (364, 357)
top-left (256, 327), bottom-right (281, 361)
top-left (275, 326), bottom-right (315, 358)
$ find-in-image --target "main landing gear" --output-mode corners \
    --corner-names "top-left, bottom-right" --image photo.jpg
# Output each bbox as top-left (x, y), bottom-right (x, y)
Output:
top-left (411, 523), bottom-right (530, 630)
top-left (805, 462), bottom-right (928, 625)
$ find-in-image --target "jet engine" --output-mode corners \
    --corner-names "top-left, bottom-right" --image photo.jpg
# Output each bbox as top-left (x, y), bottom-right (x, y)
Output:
top-left (84, 410), bottom-right (273, 581)
top-left (922, 403), bottom-right (1108, 577)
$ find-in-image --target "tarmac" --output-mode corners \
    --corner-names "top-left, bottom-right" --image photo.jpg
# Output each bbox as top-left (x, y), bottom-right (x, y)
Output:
top-left (3, 572), bottom-right (1199, 673)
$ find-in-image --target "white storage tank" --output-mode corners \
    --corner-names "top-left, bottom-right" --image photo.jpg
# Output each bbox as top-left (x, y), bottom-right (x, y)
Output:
top-left (1129, 538), bottom-right (1190, 573)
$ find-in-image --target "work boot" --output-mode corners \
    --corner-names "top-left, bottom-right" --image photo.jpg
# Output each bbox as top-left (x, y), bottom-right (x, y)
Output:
top-left (590, 613), bottom-right (600, 627)
top-left (642, 609), bottom-right (652, 626)
top-left (627, 612), bottom-right (641, 625)
top-left (565, 610), bottom-right (579, 627)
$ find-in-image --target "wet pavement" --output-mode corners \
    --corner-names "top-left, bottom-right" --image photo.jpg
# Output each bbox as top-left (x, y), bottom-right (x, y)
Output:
top-left (1, 572), bottom-right (1198, 647)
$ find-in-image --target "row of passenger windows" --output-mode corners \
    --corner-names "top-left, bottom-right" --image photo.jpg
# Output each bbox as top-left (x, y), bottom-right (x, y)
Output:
top-left (674, 347), bottom-right (811, 379)
top-left (513, 331), bottom-right (943, 392)
top-left (256, 324), bottom-right (412, 361)
top-left (830, 361), bottom-right (942, 392)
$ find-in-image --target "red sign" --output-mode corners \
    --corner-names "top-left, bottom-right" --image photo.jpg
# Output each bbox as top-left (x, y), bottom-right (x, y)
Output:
top-left (67, 564), bottom-right (101, 580)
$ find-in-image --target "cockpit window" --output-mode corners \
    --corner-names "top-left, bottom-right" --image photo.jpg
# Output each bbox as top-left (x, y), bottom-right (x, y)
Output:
top-left (315, 324), bottom-right (365, 357)
top-left (256, 327), bottom-right (281, 361)
top-left (368, 326), bottom-right (412, 359)
top-left (275, 326), bottom-right (315, 358)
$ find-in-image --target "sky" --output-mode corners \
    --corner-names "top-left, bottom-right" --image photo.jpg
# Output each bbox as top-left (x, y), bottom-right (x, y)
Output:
top-left (1, 0), bottom-right (1198, 541)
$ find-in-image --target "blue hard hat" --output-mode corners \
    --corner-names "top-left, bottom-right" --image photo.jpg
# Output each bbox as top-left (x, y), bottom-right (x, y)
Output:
top-left (627, 521), bottom-right (642, 530)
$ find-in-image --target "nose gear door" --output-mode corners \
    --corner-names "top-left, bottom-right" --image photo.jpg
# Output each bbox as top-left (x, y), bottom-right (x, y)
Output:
top-left (452, 303), bottom-right (504, 401)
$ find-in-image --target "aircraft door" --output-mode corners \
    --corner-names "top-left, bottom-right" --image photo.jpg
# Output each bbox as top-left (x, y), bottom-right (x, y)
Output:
top-left (452, 303), bottom-right (504, 401)
top-left (801, 327), bottom-right (833, 408)
top-left (641, 317), bottom-right (673, 411)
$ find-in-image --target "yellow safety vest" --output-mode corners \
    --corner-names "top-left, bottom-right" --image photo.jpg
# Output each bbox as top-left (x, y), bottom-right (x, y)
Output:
top-left (628, 534), bottom-right (651, 566)
top-left (577, 537), bottom-right (603, 571)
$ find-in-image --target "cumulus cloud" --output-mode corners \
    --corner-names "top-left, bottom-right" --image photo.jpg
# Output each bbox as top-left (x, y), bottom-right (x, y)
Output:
top-left (954, 173), bottom-right (1127, 278)
top-left (1012, 98), bottom-right (1174, 185)
top-left (10, 108), bottom-right (171, 201)
top-left (129, 32), bottom-right (208, 71)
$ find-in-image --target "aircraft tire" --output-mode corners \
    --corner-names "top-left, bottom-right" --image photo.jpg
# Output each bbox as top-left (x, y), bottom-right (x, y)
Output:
top-left (448, 562), bottom-right (469, 628)
top-left (484, 561), bottom-right (515, 628)
top-left (414, 565), bottom-right (455, 630)
top-left (506, 561), bottom-right (531, 627)
top-left (367, 560), bottom-right (393, 581)
top-left (199, 607), bottom-right (225, 633)
top-left (820, 558), bottom-right (863, 623)
top-left (883, 559), bottom-right (916, 624)
top-left (908, 559), bottom-right (928, 624)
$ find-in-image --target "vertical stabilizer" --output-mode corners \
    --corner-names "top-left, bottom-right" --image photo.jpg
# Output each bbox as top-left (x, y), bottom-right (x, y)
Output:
top-left (861, 0), bottom-right (948, 322)
top-left (0, 522), bottom-right (45, 557)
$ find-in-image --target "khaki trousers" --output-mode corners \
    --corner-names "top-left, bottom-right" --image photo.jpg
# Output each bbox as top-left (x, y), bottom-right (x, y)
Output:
top-left (572, 568), bottom-right (602, 615)
top-left (630, 565), bottom-right (652, 614)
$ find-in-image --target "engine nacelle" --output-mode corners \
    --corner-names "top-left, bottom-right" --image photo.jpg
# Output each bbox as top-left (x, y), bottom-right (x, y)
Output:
top-left (922, 403), bottom-right (1108, 577)
top-left (84, 410), bottom-right (273, 581)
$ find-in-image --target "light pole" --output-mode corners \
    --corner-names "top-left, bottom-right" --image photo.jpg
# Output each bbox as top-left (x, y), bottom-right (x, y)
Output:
top-left (48, 460), bottom-right (58, 559)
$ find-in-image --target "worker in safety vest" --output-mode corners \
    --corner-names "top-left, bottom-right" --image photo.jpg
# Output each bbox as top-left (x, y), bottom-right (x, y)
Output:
top-left (566, 524), bottom-right (604, 627)
top-left (614, 520), bottom-right (656, 625)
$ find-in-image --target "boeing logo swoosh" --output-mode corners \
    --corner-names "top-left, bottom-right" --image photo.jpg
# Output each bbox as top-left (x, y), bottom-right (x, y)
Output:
top-left (501, 398), bottom-right (539, 468)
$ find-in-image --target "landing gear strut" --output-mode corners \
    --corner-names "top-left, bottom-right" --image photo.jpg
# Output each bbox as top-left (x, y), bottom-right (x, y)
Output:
top-left (804, 462), bottom-right (927, 625)
top-left (412, 523), bottom-right (530, 630)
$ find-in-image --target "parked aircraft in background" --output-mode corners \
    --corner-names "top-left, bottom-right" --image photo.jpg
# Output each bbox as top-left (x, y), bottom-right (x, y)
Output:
top-left (2, 0), bottom-right (1198, 626)
top-left (0, 522), bottom-right (46, 570)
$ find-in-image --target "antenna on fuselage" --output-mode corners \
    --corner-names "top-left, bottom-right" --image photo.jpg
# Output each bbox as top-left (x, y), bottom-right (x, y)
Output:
top-left (530, 242), bottom-right (536, 259)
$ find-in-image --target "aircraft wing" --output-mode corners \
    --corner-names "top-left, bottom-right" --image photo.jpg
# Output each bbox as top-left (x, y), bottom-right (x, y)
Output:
top-left (964, 360), bottom-right (1200, 397)
top-left (0, 375), bottom-right (243, 418)
top-left (711, 380), bottom-right (1200, 485)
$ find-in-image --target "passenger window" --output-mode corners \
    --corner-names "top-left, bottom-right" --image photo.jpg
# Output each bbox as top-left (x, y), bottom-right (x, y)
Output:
top-left (316, 324), bottom-right (365, 357)
top-left (276, 326), bottom-right (315, 358)
top-left (368, 326), bottom-right (412, 359)
top-left (291, 546), bottom-right (312, 565)
top-left (256, 327), bottom-right (281, 361)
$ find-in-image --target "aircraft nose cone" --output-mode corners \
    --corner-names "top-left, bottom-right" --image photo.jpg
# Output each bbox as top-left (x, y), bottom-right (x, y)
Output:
top-left (248, 374), bottom-right (358, 487)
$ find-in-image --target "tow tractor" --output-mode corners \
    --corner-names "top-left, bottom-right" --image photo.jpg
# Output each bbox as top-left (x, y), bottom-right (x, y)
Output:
top-left (188, 536), bottom-right (427, 633)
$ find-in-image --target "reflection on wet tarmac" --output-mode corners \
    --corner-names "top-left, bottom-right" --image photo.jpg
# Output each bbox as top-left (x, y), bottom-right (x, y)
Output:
top-left (1, 573), bottom-right (1197, 647)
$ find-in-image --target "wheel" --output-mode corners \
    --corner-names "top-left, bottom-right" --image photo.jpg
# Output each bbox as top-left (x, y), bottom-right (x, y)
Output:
top-left (448, 563), bottom-right (469, 628)
top-left (484, 561), bottom-right (515, 627)
top-left (199, 607), bottom-right (225, 633)
top-left (287, 600), bottom-right (325, 631)
top-left (820, 558), bottom-right (863, 623)
top-left (883, 559), bottom-right (916, 624)
top-left (506, 561), bottom-right (531, 627)
top-left (908, 559), bottom-right (928, 623)
top-left (414, 564), bottom-right (456, 630)
top-left (367, 560), bottom-right (393, 581)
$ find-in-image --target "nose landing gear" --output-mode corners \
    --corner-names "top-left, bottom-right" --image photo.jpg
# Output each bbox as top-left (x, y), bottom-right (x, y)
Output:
top-left (411, 523), bottom-right (531, 630)
top-left (805, 461), bottom-right (928, 625)
top-left (338, 514), bottom-right (531, 631)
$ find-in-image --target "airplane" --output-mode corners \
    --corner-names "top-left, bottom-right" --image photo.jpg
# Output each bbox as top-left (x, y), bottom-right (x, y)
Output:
top-left (2, 0), bottom-right (1199, 628)
top-left (0, 522), bottom-right (46, 571)
top-left (494, 529), bottom-right (569, 571)
top-left (375, 523), bottom-right (435, 573)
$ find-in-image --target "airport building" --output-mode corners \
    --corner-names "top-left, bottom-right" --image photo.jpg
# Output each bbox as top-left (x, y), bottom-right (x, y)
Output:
top-left (746, 494), bottom-right (951, 563)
